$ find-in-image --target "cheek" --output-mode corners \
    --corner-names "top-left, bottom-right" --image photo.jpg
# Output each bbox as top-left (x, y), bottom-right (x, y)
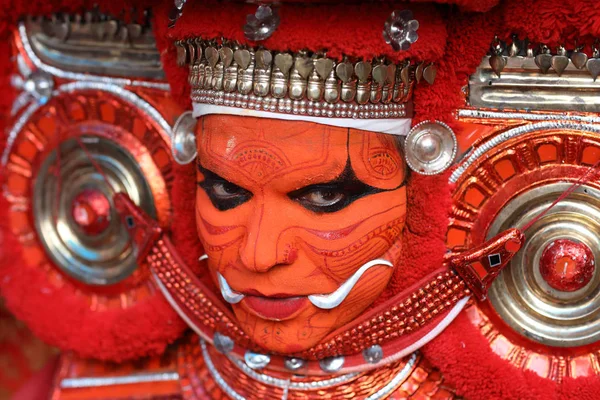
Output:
top-left (312, 266), bottom-right (394, 328)
top-left (194, 187), bottom-right (246, 276)
top-left (298, 190), bottom-right (407, 281)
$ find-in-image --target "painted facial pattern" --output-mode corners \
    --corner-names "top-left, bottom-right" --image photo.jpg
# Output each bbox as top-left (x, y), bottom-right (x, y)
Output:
top-left (195, 115), bottom-right (407, 353)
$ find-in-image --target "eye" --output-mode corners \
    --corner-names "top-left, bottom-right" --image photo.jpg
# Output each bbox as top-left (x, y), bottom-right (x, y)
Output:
top-left (297, 189), bottom-right (345, 207)
top-left (198, 167), bottom-right (252, 211)
top-left (290, 183), bottom-right (355, 213)
top-left (212, 181), bottom-right (247, 199)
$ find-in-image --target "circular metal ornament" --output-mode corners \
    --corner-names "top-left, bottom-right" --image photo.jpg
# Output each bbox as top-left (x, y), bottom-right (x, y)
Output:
top-left (243, 5), bottom-right (280, 42)
top-left (244, 351), bottom-right (271, 370)
top-left (33, 136), bottom-right (156, 286)
top-left (319, 356), bottom-right (345, 373)
top-left (383, 9), bottom-right (419, 51)
top-left (404, 120), bottom-right (457, 175)
top-left (487, 183), bottom-right (600, 347)
top-left (1, 86), bottom-right (181, 360)
top-left (171, 111), bottom-right (197, 165)
top-left (23, 70), bottom-right (54, 104)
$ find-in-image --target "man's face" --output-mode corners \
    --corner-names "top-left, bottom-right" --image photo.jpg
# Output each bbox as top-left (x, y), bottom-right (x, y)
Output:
top-left (195, 115), bottom-right (407, 353)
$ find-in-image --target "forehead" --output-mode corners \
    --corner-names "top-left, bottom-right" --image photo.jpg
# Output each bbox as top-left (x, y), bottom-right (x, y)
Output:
top-left (197, 115), bottom-right (405, 188)
top-left (199, 114), bottom-right (349, 155)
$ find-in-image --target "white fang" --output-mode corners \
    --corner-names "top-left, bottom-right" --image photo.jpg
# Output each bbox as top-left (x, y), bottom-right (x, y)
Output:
top-left (217, 272), bottom-right (245, 304)
top-left (308, 259), bottom-right (393, 310)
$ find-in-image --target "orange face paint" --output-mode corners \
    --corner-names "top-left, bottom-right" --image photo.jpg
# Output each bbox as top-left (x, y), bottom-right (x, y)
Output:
top-left (195, 115), bottom-right (407, 353)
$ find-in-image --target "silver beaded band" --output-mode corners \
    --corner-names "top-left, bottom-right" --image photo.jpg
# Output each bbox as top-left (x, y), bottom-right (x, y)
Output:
top-left (192, 90), bottom-right (410, 119)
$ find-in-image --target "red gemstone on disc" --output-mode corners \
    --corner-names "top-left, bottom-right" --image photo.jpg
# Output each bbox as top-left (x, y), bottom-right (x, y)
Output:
top-left (71, 189), bottom-right (111, 236)
top-left (539, 239), bottom-right (595, 292)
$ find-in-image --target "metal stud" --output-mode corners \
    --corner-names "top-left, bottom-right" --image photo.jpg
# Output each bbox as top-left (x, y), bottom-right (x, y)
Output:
top-left (587, 44), bottom-right (600, 81)
top-left (383, 10), bottom-right (419, 51)
top-left (571, 46), bottom-right (588, 69)
top-left (284, 357), bottom-right (306, 371)
top-left (170, 111), bottom-right (197, 165)
top-left (404, 121), bottom-right (457, 175)
top-left (362, 344), bottom-right (384, 364)
top-left (213, 332), bottom-right (234, 354)
top-left (423, 64), bottom-right (437, 85)
top-left (535, 45), bottom-right (553, 74)
top-left (169, 0), bottom-right (186, 27)
top-left (551, 46), bottom-right (569, 76)
top-left (243, 5), bottom-right (280, 41)
top-left (319, 356), bottom-right (345, 373)
top-left (14, 70), bottom-right (54, 106)
top-left (244, 351), bottom-right (271, 369)
top-left (489, 36), bottom-right (506, 77)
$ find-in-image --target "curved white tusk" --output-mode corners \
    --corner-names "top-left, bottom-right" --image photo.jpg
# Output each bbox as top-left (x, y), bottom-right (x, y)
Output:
top-left (199, 254), bottom-right (209, 261)
top-left (217, 272), bottom-right (245, 304)
top-left (308, 259), bottom-right (393, 310)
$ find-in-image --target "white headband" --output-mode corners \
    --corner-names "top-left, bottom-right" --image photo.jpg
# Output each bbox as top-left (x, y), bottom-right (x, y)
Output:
top-left (192, 103), bottom-right (412, 136)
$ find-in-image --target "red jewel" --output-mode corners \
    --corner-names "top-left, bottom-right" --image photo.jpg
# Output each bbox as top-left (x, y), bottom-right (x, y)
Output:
top-left (71, 189), bottom-right (111, 236)
top-left (539, 239), bottom-right (595, 292)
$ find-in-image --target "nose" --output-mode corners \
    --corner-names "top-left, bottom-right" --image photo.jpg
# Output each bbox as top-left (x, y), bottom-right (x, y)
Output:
top-left (239, 201), bottom-right (295, 273)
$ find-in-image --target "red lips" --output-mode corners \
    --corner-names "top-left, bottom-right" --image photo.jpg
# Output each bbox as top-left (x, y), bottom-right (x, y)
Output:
top-left (242, 296), bottom-right (308, 321)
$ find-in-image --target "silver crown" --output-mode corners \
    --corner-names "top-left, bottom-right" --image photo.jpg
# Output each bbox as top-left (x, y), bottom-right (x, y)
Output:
top-left (470, 35), bottom-right (600, 112)
top-left (175, 38), bottom-right (436, 119)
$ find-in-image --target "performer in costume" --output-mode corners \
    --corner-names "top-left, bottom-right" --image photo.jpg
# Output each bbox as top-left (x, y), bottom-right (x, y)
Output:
top-left (2, 1), bottom-right (600, 399)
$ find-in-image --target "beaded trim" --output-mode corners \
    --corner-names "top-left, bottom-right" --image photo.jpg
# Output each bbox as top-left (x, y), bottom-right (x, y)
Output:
top-left (192, 90), bottom-right (410, 119)
top-left (200, 339), bottom-right (419, 400)
top-left (450, 121), bottom-right (600, 183)
top-left (176, 38), bottom-right (435, 119)
top-left (225, 350), bottom-right (360, 390)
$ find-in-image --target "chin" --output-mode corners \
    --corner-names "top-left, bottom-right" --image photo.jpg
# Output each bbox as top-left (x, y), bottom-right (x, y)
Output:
top-left (246, 323), bottom-right (326, 354)
top-left (234, 308), bottom-right (332, 354)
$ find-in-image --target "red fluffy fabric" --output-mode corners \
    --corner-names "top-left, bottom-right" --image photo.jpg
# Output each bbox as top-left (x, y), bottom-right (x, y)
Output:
top-left (0, 189), bottom-right (187, 361)
top-left (424, 312), bottom-right (552, 399)
top-left (163, 1), bottom-right (447, 62)
top-left (413, 0), bottom-right (499, 12)
top-left (503, 0), bottom-right (600, 45)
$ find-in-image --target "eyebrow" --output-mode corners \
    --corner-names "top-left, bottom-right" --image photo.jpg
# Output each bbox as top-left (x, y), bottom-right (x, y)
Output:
top-left (288, 160), bottom-right (408, 197)
top-left (198, 156), bottom-right (407, 192)
top-left (197, 162), bottom-right (241, 186)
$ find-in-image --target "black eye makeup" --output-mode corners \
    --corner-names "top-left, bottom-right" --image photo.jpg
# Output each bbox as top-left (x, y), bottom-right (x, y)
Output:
top-left (197, 162), bottom-right (407, 213)
top-left (288, 164), bottom-right (408, 214)
top-left (197, 165), bottom-right (253, 211)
